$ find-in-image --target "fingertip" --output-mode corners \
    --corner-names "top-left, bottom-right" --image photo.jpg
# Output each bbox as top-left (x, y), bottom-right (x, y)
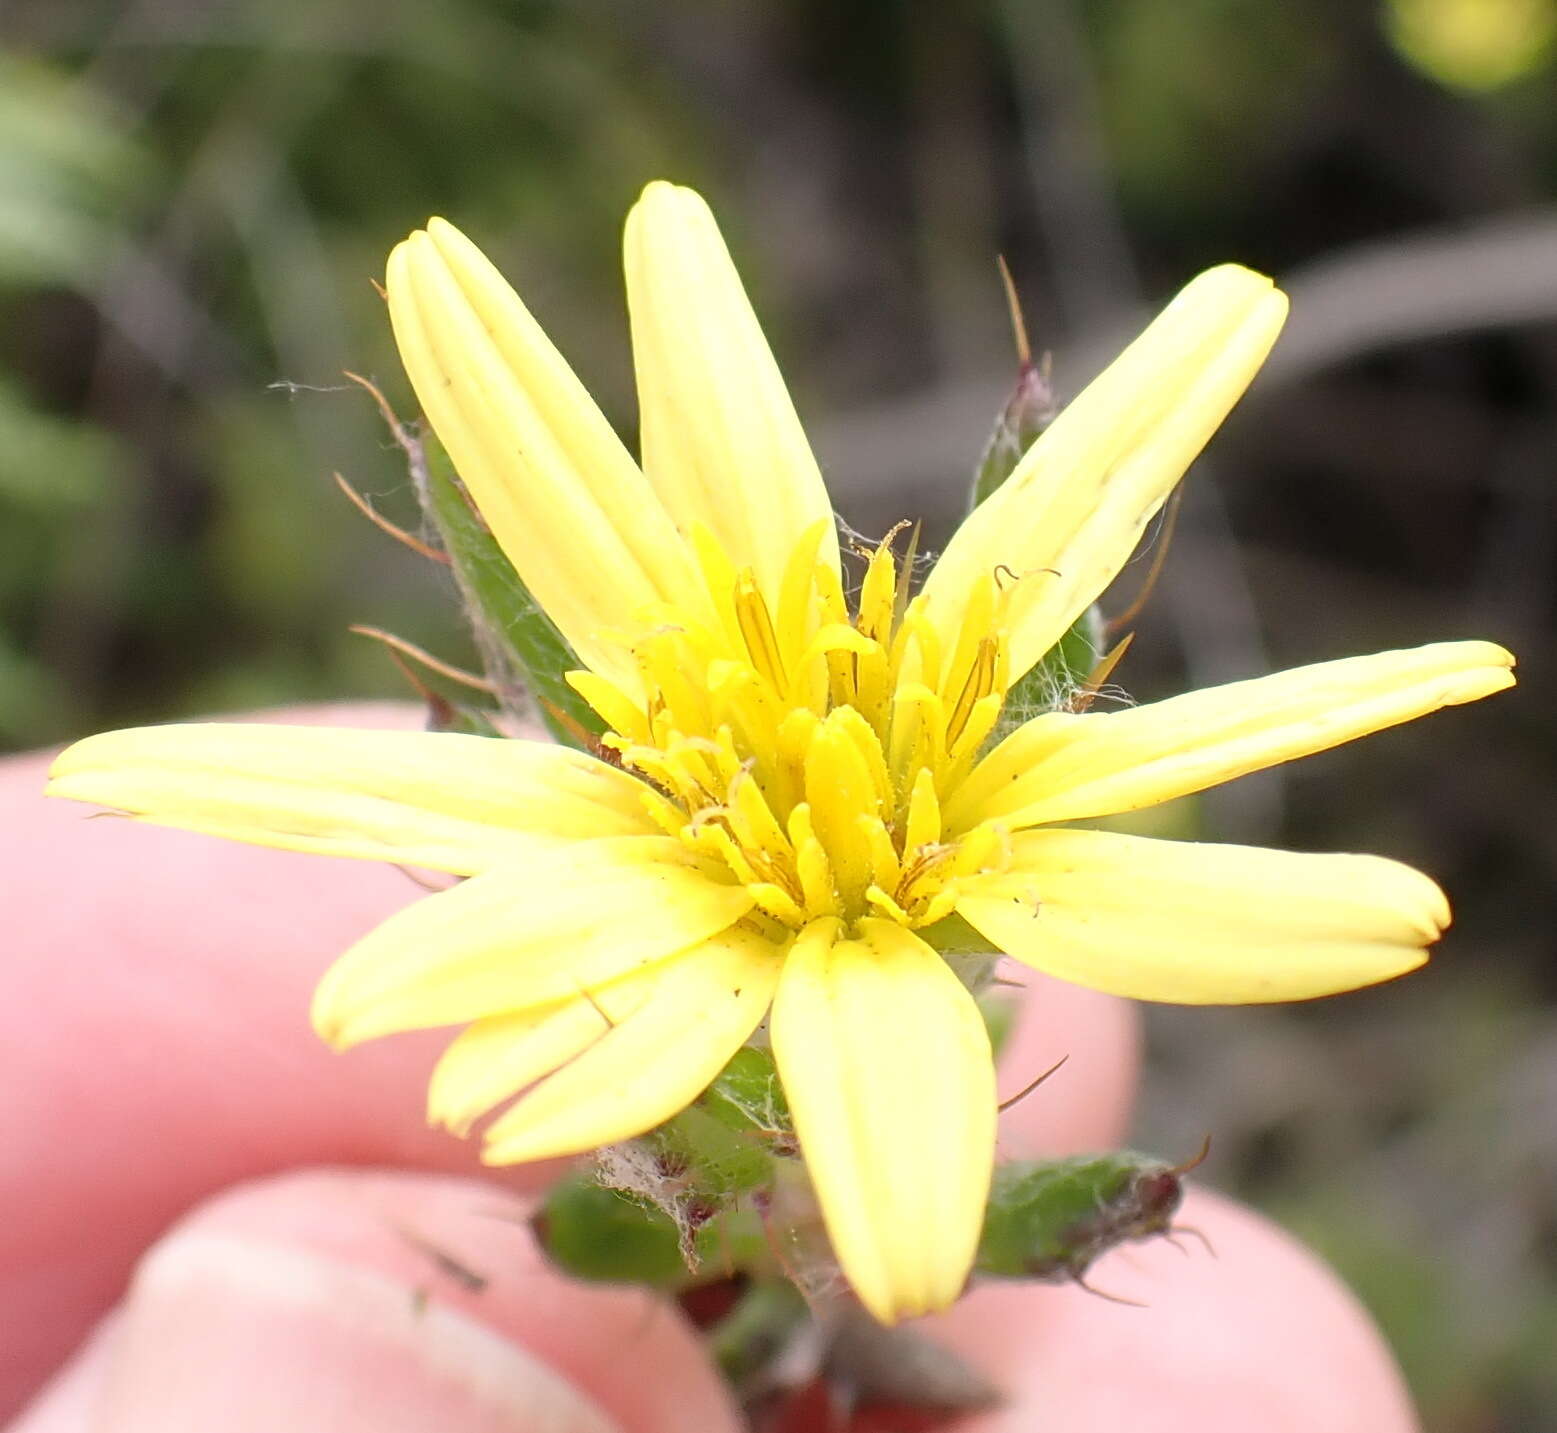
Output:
top-left (80, 1169), bottom-right (740, 1433)
top-left (995, 966), bottom-right (1142, 1156)
top-left (929, 1186), bottom-right (1419, 1432)
top-left (4, 1316), bottom-right (118, 1433)
top-left (1, 702), bottom-right (549, 1415)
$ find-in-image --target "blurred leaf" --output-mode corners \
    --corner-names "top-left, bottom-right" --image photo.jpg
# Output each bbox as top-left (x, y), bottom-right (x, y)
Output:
top-left (1088, 0), bottom-right (1332, 218)
top-left (0, 630), bottom-right (64, 743)
top-left (0, 55), bottom-right (150, 288)
top-left (0, 378), bottom-right (116, 506)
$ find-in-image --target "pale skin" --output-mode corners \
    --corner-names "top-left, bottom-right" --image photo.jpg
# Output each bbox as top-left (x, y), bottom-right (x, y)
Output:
top-left (3, 704), bottom-right (1420, 1432)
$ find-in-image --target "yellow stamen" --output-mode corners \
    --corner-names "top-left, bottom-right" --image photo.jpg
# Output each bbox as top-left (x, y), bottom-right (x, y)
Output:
top-left (946, 637), bottom-right (999, 750)
top-left (734, 569), bottom-right (789, 693)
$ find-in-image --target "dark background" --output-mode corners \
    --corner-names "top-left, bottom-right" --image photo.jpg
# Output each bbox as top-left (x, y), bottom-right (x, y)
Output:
top-left (2, 2), bottom-right (1554, 1425)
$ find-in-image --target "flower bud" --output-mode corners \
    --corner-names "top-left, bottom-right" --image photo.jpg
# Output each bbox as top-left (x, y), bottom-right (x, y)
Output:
top-left (970, 355), bottom-right (1059, 511)
top-left (975, 1148), bottom-right (1195, 1285)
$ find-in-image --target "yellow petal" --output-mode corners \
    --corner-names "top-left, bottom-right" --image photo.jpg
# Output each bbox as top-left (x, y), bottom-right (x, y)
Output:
top-left (386, 220), bottom-right (709, 692)
top-left (769, 917), bottom-right (996, 1323)
top-left (625, 182), bottom-right (841, 609)
top-left (957, 828), bottom-right (1447, 1004)
top-left (427, 970), bottom-right (656, 1137)
top-left (948, 640), bottom-right (1516, 832)
top-left (922, 266), bottom-right (1288, 681)
top-left (311, 836), bottom-right (752, 1047)
top-left (46, 723), bottom-right (657, 874)
top-left (479, 926), bottom-right (781, 1163)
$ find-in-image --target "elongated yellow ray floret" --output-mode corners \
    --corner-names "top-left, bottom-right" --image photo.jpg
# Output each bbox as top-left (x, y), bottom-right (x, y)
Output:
top-left (770, 918), bottom-right (995, 1323)
top-left (480, 927), bottom-right (780, 1164)
top-left (312, 836), bottom-right (753, 1047)
top-left (387, 222), bottom-right (711, 695)
top-left (626, 182), bottom-right (842, 609)
top-left (427, 983), bottom-right (654, 1139)
top-left (946, 640), bottom-right (1517, 833)
top-left (45, 723), bottom-right (661, 874)
top-left (957, 829), bottom-right (1448, 1004)
top-left (922, 265), bottom-right (1288, 682)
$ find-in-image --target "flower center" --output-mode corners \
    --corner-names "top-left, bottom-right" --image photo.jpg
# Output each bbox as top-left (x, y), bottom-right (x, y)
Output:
top-left (571, 523), bottom-right (1019, 931)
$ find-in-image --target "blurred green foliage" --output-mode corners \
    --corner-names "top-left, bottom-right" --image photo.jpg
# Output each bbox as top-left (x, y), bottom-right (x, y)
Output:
top-left (1087, 0), bottom-right (1335, 220)
top-left (1384, 0), bottom-right (1557, 92)
top-left (0, 53), bottom-right (150, 286)
top-left (2, 3), bottom-right (1555, 1426)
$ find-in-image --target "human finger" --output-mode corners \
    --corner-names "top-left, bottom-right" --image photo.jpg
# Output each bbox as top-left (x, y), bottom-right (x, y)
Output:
top-left (2, 704), bottom-right (516, 1414)
top-left (6, 1168), bottom-right (742, 1433)
top-left (993, 965), bottom-right (1142, 1158)
top-left (928, 1186), bottom-right (1418, 1432)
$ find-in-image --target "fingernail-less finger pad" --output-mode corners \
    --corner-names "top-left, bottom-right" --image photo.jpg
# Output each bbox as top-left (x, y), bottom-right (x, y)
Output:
top-left (103, 1230), bottom-right (623, 1433)
top-left (5, 1316), bottom-right (121, 1433)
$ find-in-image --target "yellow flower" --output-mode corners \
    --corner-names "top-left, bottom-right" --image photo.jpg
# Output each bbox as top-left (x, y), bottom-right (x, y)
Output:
top-left (47, 182), bottom-right (1513, 1324)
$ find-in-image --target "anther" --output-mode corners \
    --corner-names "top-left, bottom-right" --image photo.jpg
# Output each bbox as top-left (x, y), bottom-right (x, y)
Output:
top-left (946, 637), bottom-right (998, 749)
top-left (733, 571), bottom-right (788, 692)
